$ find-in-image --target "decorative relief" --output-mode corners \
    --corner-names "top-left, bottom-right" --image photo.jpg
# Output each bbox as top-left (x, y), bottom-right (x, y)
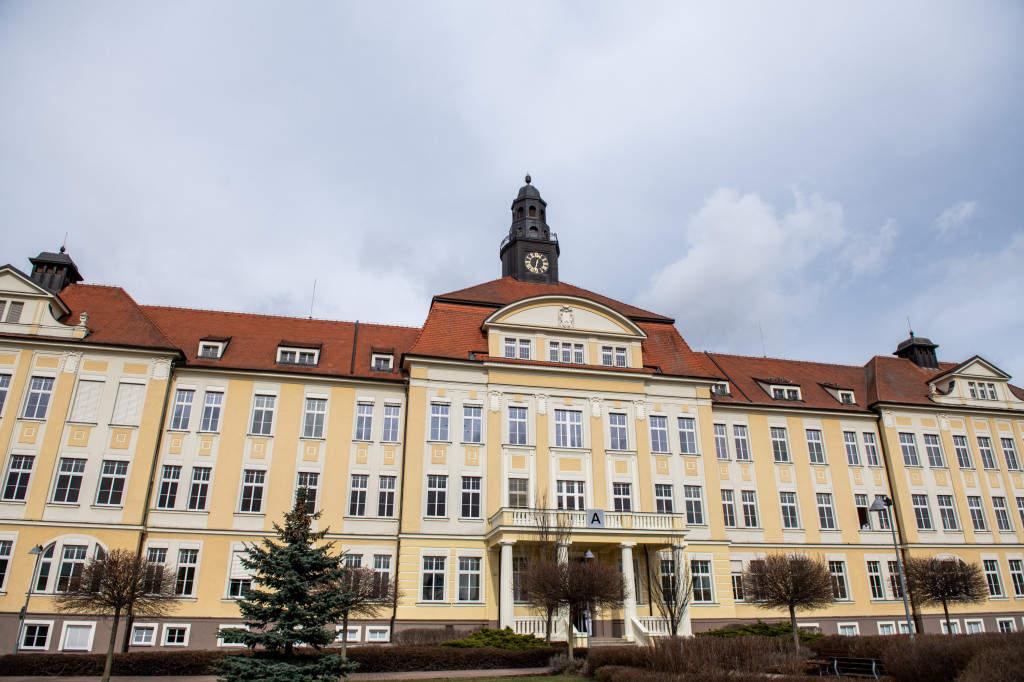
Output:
top-left (152, 358), bottom-right (171, 381)
top-left (61, 351), bottom-right (82, 373)
top-left (589, 397), bottom-right (602, 418)
top-left (633, 400), bottom-right (646, 421)
top-left (536, 394), bottom-right (549, 415)
top-left (937, 413), bottom-right (950, 430)
top-left (558, 305), bottom-right (574, 329)
top-left (881, 410), bottom-right (895, 427)
top-left (489, 390), bottom-right (501, 413)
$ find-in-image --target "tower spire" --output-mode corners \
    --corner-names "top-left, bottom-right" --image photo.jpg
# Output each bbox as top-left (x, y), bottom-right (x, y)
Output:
top-left (499, 176), bottom-right (560, 283)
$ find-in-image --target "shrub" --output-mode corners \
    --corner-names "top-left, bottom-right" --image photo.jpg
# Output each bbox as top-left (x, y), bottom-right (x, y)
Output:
top-left (548, 651), bottom-right (587, 675)
top-left (592, 666), bottom-right (818, 682)
top-left (345, 644), bottom-right (557, 672)
top-left (697, 618), bottom-right (823, 642)
top-left (0, 650), bottom-right (228, 676)
top-left (391, 627), bottom-right (476, 646)
top-left (440, 627), bottom-right (548, 650)
top-left (957, 642), bottom-right (1024, 682)
top-left (587, 636), bottom-right (811, 677)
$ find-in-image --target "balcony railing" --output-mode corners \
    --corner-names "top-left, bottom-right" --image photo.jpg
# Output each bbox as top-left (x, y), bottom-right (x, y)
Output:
top-left (488, 507), bottom-right (685, 533)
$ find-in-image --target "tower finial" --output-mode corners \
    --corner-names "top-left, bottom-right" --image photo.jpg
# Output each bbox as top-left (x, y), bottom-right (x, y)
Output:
top-left (525, 173), bottom-right (531, 184)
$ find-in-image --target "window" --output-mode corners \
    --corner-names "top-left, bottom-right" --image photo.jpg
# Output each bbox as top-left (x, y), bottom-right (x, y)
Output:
top-left (806, 429), bottom-right (825, 464)
top-left (978, 436), bottom-right (997, 470)
top-left (684, 485), bottom-right (704, 525)
top-left (888, 560), bottom-right (903, 599)
top-left (69, 379), bottom-right (104, 422)
top-left (650, 416), bottom-right (669, 453)
top-left (1018, 497), bottom-right (1024, 529)
top-left (839, 391), bottom-right (855, 404)
top-left (175, 548), bottom-right (198, 595)
top-left (817, 493), bottom-right (836, 530)
top-left (714, 424), bottom-right (729, 460)
top-left (426, 475), bottom-right (447, 517)
top-left (1009, 559), bottom-right (1024, 597)
top-left (367, 627), bottom-right (390, 642)
top-left (513, 556), bottom-right (528, 602)
top-left (157, 465), bottom-right (180, 509)
top-left (843, 432), bottom-right (860, 465)
top-left (0, 373), bottom-right (9, 415)
top-left (277, 347), bottom-right (318, 365)
top-left (200, 391), bottom-right (223, 432)
top-left (0, 539), bottom-right (10, 590)
top-left (612, 482), bottom-right (632, 512)
top-left (829, 561), bottom-right (849, 600)
top-left (691, 560), bottom-right (713, 602)
top-left (678, 417), bottom-right (697, 455)
top-left (421, 556), bottom-right (445, 601)
top-left (461, 476), bottom-right (481, 518)
top-left (556, 479), bottom-right (584, 510)
top-left (601, 346), bottom-right (627, 367)
top-left (549, 341), bottom-right (584, 364)
top-left (855, 494), bottom-right (871, 530)
top-left (984, 559), bottom-right (1004, 597)
top-left (249, 395), bottom-right (275, 435)
top-left (921, 434), bottom-right (944, 467)
top-left (373, 554), bottom-right (392, 590)
top-left (506, 406), bottom-right (525, 445)
top-left (3, 454), bottom-right (34, 501)
top-left (458, 557), bottom-right (481, 601)
top-left (355, 403), bottom-right (373, 440)
top-left (867, 561), bottom-right (885, 599)
top-left (378, 475), bottom-right (396, 517)
top-left (345, 554), bottom-right (362, 568)
top-left (21, 623), bottom-right (50, 649)
top-left (952, 435), bottom-right (972, 468)
top-left (61, 623), bottom-right (94, 651)
top-left (877, 505), bottom-right (892, 531)
top-left (170, 389), bottom-right (194, 430)
top-left (56, 545), bottom-right (87, 591)
top-left (863, 432), bottom-right (880, 466)
top-left (199, 342), bottom-right (223, 359)
top-left (655, 484), bottom-right (673, 514)
top-left (297, 472), bottom-right (319, 514)
top-left (382, 405), bottom-right (400, 442)
top-left (912, 495), bottom-right (933, 530)
top-left (712, 382), bottom-right (730, 396)
top-left (132, 626), bottom-right (156, 646)
top-left (35, 545), bottom-right (54, 591)
top-left (112, 382), bottom-right (145, 426)
top-left (23, 376), bottom-right (54, 419)
top-left (733, 425), bottom-right (750, 460)
top-left (553, 409), bottom-right (584, 448)
top-left (508, 478), bottom-right (529, 507)
top-left (967, 496), bottom-right (987, 531)
top-left (771, 385), bottom-right (801, 400)
top-left (349, 474), bottom-right (368, 516)
top-left (371, 353), bottom-right (393, 372)
top-left (96, 461), bottom-right (129, 506)
top-left (937, 495), bottom-right (958, 530)
top-left (304, 398), bottom-right (327, 439)
top-left (770, 427), bottom-right (790, 463)
top-left (731, 561), bottom-right (744, 601)
top-left (899, 433), bottom-right (920, 466)
top-left (429, 404), bottom-right (449, 441)
top-left (144, 548), bottom-right (166, 594)
top-left (504, 338), bottom-right (531, 360)
top-left (239, 470), bottom-right (265, 513)
top-left (52, 458), bottom-right (86, 503)
top-left (839, 624), bottom-right (858, 636)
top-left (741, 490), bottom-right (759, 528)
top-left (164, 626), bottom-right (188, 645)
top-left (609, 413), bottom-right (628, 450)
top-left (780, 492), bottom-right (799, 529)
top-left (994, 497), bottom-right (1012, 531)
top-left (1002, 438), bottom-right (1020, 471)
top-left (3, 301), bottom-right (23, 323)
top-left (721, 489), bottom-right (736, 527)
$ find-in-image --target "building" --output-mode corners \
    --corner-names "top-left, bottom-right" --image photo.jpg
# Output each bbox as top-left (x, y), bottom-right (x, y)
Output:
top-left (2, 179), bottom-right (1023, 653)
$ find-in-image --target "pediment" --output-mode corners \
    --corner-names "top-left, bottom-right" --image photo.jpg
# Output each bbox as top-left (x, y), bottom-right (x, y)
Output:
top-left (0, 265), bottom-right (76, 337)
top-left (483, 295), bottom-right (646, 338)
top-left (0, 266), bottom-right (61, 301)
top-left (936, 356), bottom-right (1010, 382)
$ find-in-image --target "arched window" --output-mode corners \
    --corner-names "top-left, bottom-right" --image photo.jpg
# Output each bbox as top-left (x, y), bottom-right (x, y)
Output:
top-left (529, 206), bottom-right (536, 217)
top-left (517, 207), bottom-right (524, 218)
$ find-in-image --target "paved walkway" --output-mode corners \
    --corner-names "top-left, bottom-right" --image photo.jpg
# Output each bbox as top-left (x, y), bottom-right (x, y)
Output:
top-left (0, 668), bottom-right (551, 681)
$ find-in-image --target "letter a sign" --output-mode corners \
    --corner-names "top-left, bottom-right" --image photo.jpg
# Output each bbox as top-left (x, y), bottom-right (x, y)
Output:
top-left (586, 508), bottom-right (605, 528)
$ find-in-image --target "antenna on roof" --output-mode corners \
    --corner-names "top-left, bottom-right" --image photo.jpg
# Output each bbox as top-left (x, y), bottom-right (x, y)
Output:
top-left (309, 278), bottom-right (317, 319)
top-left (61, 232), bottom-right (68, 253)
top-left (758, 321), bottom-right (767, 358)
top-left (907, 315), bottom-right (913, 337)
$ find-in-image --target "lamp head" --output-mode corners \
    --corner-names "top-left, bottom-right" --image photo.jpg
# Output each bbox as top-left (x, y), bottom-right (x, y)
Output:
top-left (869, 495), bottom-right (892, 512)
top-left (28, 545), bottom-right (43, 556)
top-left (584, 550), bottom-right (595, 560)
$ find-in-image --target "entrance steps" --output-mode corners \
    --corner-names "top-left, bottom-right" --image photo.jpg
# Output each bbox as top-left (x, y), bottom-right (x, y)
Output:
top-left (587, 636), bottom-right (631, 647)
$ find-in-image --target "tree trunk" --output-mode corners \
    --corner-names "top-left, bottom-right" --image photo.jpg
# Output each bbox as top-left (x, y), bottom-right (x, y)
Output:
top-left (942, 597), bottom-right (951, 634)
top-left (341, 609), bottom-right (349, 658)
top-left (102, 608), bottom-right (120, 682)
top-left (545, 608), bottom-right (553, 643)
top-left (566, 608), bottom-right (574, 661)
top-left (789, 604), bottom-right (799, 649)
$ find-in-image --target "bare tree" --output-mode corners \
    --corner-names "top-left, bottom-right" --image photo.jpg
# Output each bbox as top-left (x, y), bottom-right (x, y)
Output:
top-left (648, 546), bottom-right (693, 635)
top-left (904, 556), bottom-right (987, 634)
top-left (334, 565), bottom-right (402, 657)
top-left (523, 488), bottom-right (573, 642)
top-left (742, 553), bottom-right (833, 648)
top-left (520, 559), bottom-right (625, 661)
top-left (53, 548), bottom-right (177, 682)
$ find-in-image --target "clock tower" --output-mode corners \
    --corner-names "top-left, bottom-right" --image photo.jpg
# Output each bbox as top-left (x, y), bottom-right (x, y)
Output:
top-left (500, 175), bottom-right (560, 284)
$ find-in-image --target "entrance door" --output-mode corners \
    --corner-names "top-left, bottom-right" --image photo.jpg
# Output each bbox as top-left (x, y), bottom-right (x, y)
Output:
top-left (572, 604), bottom-right (591, 635)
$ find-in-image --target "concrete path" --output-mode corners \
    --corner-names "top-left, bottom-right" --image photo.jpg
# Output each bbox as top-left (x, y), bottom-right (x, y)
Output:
top-left (0, 668), bottom-right (551, 681)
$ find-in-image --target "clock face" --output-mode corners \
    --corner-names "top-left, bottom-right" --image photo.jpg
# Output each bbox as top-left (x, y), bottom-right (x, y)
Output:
top-left (525, 251), bottom-right (549, 274)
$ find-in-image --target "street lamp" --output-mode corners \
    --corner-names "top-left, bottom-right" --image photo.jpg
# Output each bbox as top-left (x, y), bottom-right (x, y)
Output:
top-left (13, 545), bottom-right (44, 655)
top-left (870, 495), bottom-right (915, 641)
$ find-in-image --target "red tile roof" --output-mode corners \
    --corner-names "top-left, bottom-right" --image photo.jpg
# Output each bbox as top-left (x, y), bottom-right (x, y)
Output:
top-left (57, 284), bottom-right (179, 350)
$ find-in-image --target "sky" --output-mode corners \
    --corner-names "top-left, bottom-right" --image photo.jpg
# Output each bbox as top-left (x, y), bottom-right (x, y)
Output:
top-left (1, 1), bottom-right (1023, 378)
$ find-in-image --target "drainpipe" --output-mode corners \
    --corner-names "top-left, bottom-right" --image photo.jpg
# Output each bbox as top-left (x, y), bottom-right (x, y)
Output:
top-left (389, 373), bottom-right (411, 638)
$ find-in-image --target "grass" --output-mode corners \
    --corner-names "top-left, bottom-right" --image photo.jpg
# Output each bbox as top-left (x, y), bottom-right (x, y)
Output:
top-left (364, 676), bottom-right (580, 682)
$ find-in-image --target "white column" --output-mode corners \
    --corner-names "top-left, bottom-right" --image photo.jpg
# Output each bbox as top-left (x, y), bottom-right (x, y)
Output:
top-left (620, 543), bottom-right (637, 641)
top-left (499, 540), bottom-right (515, 629)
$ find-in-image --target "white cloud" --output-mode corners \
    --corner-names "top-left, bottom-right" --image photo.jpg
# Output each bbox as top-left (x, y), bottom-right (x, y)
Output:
top-left (932, 200), bottom-right (977, 239)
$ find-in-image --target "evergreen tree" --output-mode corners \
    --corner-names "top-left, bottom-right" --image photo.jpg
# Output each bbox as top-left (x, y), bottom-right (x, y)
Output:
top-left (214, 489), bottom-right (355, 682)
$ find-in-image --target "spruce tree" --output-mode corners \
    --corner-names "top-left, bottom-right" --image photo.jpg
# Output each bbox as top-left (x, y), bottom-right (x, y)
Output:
top-left (214, 489), bottom-right (355, 682)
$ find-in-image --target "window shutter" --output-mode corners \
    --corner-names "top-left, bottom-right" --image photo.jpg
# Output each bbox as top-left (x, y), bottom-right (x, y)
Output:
top-left (69, 380), bottom-right (104, 422)
top-left (5, 301), bottom-right (24, 323)
top-left (112, 383), bottom-right (146, 425)
top-left (230, 550), bottom-right (253, 579)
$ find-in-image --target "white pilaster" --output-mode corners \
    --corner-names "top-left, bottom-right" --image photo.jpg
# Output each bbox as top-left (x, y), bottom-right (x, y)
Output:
top-left (499, 540), bottom-right (515, 629)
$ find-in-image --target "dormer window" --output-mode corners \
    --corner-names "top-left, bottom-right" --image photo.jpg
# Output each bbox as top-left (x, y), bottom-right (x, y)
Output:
top-left (839, 391), bottom-right (855, 404)
top-left (197, 339), bottom-right (227, 360)
top-left (371, 353), bottom-right (394, 372)
top-left (601, 346), bottom-right (628, 368)
top-left (0, 300), bottom-right (24, 324)
top-left (968, 381), bottom-right (998, 400)
top-left (277, 345), bottom-right (319, 366)
top-left (503, 338), bottom-right (531, 360)
top-left (711, 382), bottom-right (731, 396)
top-left (549, 341), bottom-right (584, 364)
top-left (771, 386), bottom-right (801, 401)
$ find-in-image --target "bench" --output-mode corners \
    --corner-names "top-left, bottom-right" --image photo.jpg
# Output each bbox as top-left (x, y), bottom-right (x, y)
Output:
top-left (815, 655), bottom-right (884, 679)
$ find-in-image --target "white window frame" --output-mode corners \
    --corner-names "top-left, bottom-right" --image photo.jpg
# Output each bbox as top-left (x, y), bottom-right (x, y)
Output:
top-left (429, 403), bottom-right (450, 442)
top-left (20, 619), bottom-right (54, 650)
top-left (131, 623), bottom-right (158, 647)
top-left (655, 483), bottom-right (673, 514)
top-left (733, 424), bottom-right (750, 460)
top-left (162, 623), bottom-right (191, 646)
top-left (198, 341), bottom-right (225, 359)
top-left (217, 624), bottom-right (248, 648)
top-left (200, 391), bottom-right (224, 432)
top-left (612, 481), bottom-right (632, 512)
top-left (354, 402), bottom-right (373, 441)
top-left (923, 433), bottom-right (945, 468)
top-left (650, 415), bottom-right (669, 454)
top-left (457, 556), bottom-right (482, 602)
top-left (817, 492), bottom-right (836, 530)
top-left (371, 353), bottom-right (394, 372)
top-left (684, 485), bottom-right (704, 525)
top-left (304, 397), bottom-right (328, 439)
top-left (678, 417), bottom-right (698, 455)
top-left (780, 491), bottom-right (800, 529)
top-left (608, 412), bottom-right (628, 451)
top-left (997, 618), bottom-right (1017, 632)
top-left (366, 626), bottom-right (391, 642)
top-left (554, 409), bottom-right (583, 448)
top-left (22, 376), bottom-right (55, 420)
top-left (713, 423), bottom-right (728, 460)
top-left (60, 621), bottom-right (96, 651)
top-left (277, 346), bottom-right (319, 366)
top-left (464, 403), bottom-right (483, 444)
top-left (382, 404), bottom-right (401, 442)
top-left (838, 622), bottom-right (859, 636)
top-left (169, 389), bottom-right (195, 431)
top-left (421, 555), bottom-right (446, 602)
top-left (249, 394), bottom-right (276, 436)
top-left (239, 469), bottom-right (266, 514)
top-left (806, 429), bottom-right (826, 465)
top-left (770, 426), bottom-right (791, 463)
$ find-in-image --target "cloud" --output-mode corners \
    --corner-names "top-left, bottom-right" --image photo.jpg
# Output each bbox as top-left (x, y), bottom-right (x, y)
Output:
top-left (635, 188), bottom-right (897, 353)
top-left (932, 200), bottom-right (977, 239)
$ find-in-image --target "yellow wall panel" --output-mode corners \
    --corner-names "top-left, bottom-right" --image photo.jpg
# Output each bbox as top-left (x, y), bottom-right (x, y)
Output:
top-left (81, 360), bottom-right (108, 372)
top-left (123, 362), bottom-right (148, 375)
top-left (67, 425), bottom-right (90, 447)
top-left (108, 427), bottom-right (132, 449)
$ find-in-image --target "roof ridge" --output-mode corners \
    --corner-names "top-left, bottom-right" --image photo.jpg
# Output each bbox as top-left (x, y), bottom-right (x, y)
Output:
top-left (141, 304), bottom-right (421, 331)
top-left (703, 350), bottom-right (866, 371)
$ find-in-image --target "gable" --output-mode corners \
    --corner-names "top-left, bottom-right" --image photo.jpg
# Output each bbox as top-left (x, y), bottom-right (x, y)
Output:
top-left (944, 356), bottom-right (1011, 381)
top-left (0, 266), bottom-right (76, 338)
top-left (485, 296), bottom-right (645, 338)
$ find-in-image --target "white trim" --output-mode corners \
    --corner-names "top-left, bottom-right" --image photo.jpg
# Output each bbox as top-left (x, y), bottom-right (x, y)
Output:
top-left (59, 620), bottom-right (96, 651)
top-left (162, 623), bottom-right (191, 646)
top-left (335, 624), bottom-right (361, 643)
top-left (19, 619), bottom-right (54, 650)
top-left (217, 624), bottom-right (247, 647)
top-left (130, 623), bottom-right (158, 647)
top-left (366, 625), bottom-right (391, 642)
top-left (837, 622), bottom-right (859, 636)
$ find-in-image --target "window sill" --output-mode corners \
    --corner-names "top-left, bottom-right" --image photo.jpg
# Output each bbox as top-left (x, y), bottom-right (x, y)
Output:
top-left (90, 504), bottom-right (124, 510)
top-left (426, 440), bottom-right (452, 445)
top-left (454, 601), bottom-right (485, 606)
top-left (197, 430), bottom-right (221, 435)
top-left (352, 439), bottom-right (372, 443)
top-left (300, 436), bottom-right (326, 442)
top-left (423, 516), bottom-right (450, 521)
top-left (46, 501), bottom-right (80, 507)
top-left (166, 428), bottom-right (190, 434)
top-left (247, 433), bottom-right (274, 438)
top-left (234, 512), bottom-right (266, 517)
top-left (459, 517), bottom-right (483, 522)
top-left (463, 441), bottom-right (486, 446)
top-left (66, 421), bottom-right (98, 426)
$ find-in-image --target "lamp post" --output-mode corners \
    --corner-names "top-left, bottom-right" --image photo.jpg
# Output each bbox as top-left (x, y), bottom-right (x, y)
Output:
top-left (870, 495), bottom-right (915, 641)
top-left (583, 550), bottom-right (595, 653)
top-left (13, 545), bottom-right (44, 655)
